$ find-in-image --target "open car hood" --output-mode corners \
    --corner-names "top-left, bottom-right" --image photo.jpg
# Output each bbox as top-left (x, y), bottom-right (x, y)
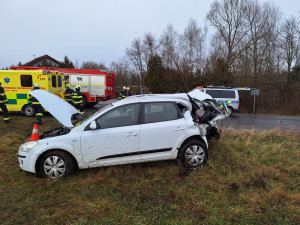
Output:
top-left (29, 90), bottom-right (82, 128)
top-left (187, 88), bottom-right (213, 101)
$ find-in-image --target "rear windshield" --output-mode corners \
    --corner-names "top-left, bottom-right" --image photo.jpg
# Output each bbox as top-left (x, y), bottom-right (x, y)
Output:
top-left (205, 90), bottom-right (236, 99)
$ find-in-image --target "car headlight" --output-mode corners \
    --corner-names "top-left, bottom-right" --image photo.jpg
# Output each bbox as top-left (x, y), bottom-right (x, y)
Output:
top-left (19, 141), bottom-right (38, 152)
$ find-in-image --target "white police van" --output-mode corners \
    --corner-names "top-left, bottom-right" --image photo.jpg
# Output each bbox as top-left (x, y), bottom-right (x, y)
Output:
top-left (198, 86), bottom-right (239, 114)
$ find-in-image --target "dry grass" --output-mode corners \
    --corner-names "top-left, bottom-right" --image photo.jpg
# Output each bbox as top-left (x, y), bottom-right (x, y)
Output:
top-left (0, 115), bottom-right (299, 224)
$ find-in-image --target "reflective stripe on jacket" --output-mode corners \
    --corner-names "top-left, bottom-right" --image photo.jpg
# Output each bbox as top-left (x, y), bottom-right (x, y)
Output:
top-left (28, 88), bottom-right (41, 105)
top-left (65, 88), bottom-right (74, 102)
top-left (72, 91), bottom-right (83, 104)
top-left (0, 86), bottom-right (8, 104)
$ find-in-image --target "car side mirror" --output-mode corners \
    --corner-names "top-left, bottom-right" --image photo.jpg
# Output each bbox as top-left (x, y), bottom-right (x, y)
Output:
top-left (89, 121), bottom-right (97, 130)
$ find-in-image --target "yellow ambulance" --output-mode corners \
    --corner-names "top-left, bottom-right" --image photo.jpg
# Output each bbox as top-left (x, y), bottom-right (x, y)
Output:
top-left (0, 70), bottom-right (65, 116)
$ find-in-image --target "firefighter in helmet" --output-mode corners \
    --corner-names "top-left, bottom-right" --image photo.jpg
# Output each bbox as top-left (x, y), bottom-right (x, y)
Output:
top-left (126, 87), bottom-right (132, 97)
top-left (28, 83), bottom-right (43, 125)
top-left (64, 83), bottom-right (74, 105)
top-left (0, 79), bottom-right (10, 122)
top-left (72, 85), bottom-right (84, 114)
top-left (119, 86), bottom-right (127, 99)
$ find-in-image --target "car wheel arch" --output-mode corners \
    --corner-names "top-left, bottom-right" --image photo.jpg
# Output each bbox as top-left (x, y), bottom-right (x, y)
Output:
top-left (35, 149), bottom-right (79, 174)
top-left (177, 135), bottom-right (207, 159)
top-left (227, 106), bottom-right (234, 114)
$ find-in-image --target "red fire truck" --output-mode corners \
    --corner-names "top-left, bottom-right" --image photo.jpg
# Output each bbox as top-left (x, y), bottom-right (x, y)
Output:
top-left (11, 67), bottom-right (115, 106)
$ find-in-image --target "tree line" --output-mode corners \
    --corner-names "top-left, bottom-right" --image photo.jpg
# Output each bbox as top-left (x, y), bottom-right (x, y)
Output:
top-left (4, 0), bottom-right (300, 114)
top-left (110, 0), bottom-right (300, 114)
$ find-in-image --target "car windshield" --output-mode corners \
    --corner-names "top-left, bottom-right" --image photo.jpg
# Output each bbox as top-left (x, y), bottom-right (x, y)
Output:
top-left (73, 104), bottom-right (114, 127)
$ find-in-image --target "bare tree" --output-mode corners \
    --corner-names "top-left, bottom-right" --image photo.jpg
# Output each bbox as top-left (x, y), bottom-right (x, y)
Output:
top-left (159, 24), bottom-right (179, 69)
top-left (178, 18), bottom-right (207, 73)
top-left (125, 38), bottom-right (145, 94)
top-left (237, 0), bottom-right (281, 85)
top-left (143, 32), bottom-right (158, 65)
top-left (110, 60), bottom-right (132, 88)
top-left (176, 19), bottom-right (208, 90)
top-left (207, 0), bottom-right (251, 73)
top-left (280, 15), bottom-right (300, 77)
top-left (80, 61), bottom-right (107, 70)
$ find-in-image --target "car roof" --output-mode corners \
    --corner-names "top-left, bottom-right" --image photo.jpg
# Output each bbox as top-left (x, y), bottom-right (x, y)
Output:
top-left (112, 94), bottom-right (190, 107)
top-left (203, 88), bottom-right (237, 91)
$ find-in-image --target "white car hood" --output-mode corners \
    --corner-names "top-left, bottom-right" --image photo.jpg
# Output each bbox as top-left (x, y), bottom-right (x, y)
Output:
top-left (29, 90), bottom-right (82, 127)
top-left (187, 88), bottom-right (213, 101)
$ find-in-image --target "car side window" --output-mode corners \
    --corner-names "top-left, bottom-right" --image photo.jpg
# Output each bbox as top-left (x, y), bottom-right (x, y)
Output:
top-left (222, 91), bottom-right (235, 98)
top-left (96, 104), bottom-right (140, 129)
top-left (206, 90), bottom-right (222, 98)
top-left (143, 102), bottom-right (179, 124)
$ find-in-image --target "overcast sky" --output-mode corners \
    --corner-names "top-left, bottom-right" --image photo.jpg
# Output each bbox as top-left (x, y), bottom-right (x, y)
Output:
top-left (0, 0), bottom-right (299, 69)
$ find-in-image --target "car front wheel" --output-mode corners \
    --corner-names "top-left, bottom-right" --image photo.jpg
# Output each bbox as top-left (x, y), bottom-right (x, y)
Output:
top-left (39, 151), bottom-right (75, 178)
top-left (180, 140), bottom-right (208, 168)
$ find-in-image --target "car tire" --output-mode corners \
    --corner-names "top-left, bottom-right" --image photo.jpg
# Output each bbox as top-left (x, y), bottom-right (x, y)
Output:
top-left (180, 140), bottom-right (208, 168)
top-left (23, 105), bottom-right (35, 116)
top-left (39, 151), bottom-right (75, 178)
top-left (227, 106), bottom-right (233, 115)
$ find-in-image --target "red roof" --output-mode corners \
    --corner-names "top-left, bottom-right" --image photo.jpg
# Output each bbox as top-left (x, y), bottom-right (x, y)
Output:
top-left (23, 55), bottom-right (61, 66)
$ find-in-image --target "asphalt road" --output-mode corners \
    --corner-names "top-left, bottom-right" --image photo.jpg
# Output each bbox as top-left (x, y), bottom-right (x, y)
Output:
top-left (222, 113), bottom-right (300, 131)
top-left (95, 100), bottom-right (300, 131)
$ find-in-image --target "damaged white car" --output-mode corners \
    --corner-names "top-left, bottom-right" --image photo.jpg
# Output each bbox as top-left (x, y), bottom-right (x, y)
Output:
top-left (18, 89), bottom-right (229, 178)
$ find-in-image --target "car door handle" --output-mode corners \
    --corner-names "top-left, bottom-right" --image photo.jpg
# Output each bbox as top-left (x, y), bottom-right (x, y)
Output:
top-left (174, 127), bottom-right (185, 131)
top-left (126, 132), bottom-right (138, 137)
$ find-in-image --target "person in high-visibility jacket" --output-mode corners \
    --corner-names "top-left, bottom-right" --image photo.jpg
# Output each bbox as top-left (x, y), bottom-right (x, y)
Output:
top-left (119, 86), bottom-right (127, 99)
top-left (126, 87), bottom-right (132, 97)
top-left (28, 83), bottom-right (43, 125)
top-left (72, 85), bottom-right (84, 114)
top-left (0, 79), bottom-right (10, 122)
top-left (64, 84), bottom-right (74, 105)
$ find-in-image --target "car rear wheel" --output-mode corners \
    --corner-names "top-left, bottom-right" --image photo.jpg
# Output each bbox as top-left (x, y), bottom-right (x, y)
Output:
top-left (180, 140), bottom-right (208, 168)
top-left (39, 151), bottom-right (75, 178)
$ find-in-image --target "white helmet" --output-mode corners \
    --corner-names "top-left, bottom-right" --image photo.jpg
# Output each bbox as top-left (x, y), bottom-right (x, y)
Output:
top-left (123, 86), bottom-right (126, 90)
top-left (33, 83), bottom-right (40, 88)
top-left (76, 85), bottom-right (80, 90)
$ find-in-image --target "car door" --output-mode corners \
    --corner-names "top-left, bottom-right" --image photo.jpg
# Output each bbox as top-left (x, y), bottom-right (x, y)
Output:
top-left (139, 102), bottom-right (187, 160)
top-left (80, 103), bottom-right (141, 167)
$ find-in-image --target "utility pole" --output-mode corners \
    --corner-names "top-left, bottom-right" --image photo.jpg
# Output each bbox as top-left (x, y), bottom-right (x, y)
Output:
top-left (251, 89), bottom-right (259, 114)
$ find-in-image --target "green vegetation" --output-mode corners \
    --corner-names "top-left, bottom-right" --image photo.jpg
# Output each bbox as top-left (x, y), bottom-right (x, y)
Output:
top-left (0, 115), bottom-right (299, 224)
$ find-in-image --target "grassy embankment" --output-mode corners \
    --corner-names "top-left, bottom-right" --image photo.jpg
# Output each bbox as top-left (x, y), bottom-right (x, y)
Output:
top-left (0, 114), bottom-right (299, 224)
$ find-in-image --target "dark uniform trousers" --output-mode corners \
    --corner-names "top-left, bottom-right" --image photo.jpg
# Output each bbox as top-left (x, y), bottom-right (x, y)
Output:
top-left (32, 104), bottom-right (43, 124)
top-left (28, 88), bottom-right (43, 124)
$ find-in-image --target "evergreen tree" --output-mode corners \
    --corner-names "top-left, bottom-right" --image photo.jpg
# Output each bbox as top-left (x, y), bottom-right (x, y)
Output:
top-left (290, 65), bottom-right (300, 82)
top-left (145, 55), bottom-right (165, 93)
top-left (59, 56), bottom-right (75, 68)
